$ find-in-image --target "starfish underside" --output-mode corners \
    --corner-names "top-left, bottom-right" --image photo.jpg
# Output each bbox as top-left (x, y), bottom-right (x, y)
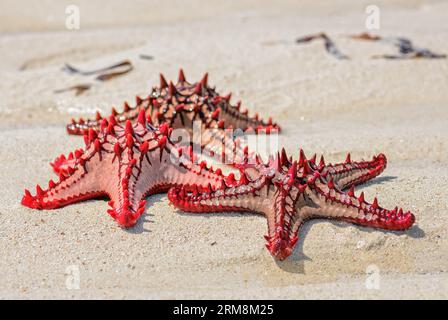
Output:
top-left (168, 149), bottom-right (415, 260)
top-left (22, 114), bottom-right (225, 228)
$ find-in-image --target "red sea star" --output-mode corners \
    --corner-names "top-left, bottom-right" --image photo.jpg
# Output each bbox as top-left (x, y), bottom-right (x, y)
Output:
top-left (54, 69), bottom-right (279, 176)
top-left (21, 112), bottom-right (224, 228)
top-left (168, 149), bottom-right (415, 260)
top-left (66, 69), bottom-right (279, 137)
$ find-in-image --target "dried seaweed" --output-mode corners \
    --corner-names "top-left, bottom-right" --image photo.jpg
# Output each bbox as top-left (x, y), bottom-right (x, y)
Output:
top-left (63, 60), bottom-right (133, 77)
top-left (296, 32), bottom-right (349, 60)
top-left (95, 65), bottom-right (134, 81)
top-left (54, 84), bottom-right (92, 96)
top-left (62, 60), bottom-right (134, 82)
top-left (56, 60), bottom-right (133, 95)
top-left (139, 54), bottom-right (154, 60)
top-left (350, 33), bottom-right (446, 60)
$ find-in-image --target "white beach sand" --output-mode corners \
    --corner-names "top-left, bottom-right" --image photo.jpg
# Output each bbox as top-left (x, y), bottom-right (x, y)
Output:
top-left (0, 0), bottom-right (447, 299)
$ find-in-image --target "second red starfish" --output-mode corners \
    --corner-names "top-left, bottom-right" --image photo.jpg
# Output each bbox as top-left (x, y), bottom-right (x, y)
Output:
top-left (169, 149), bottom-right (415, 260)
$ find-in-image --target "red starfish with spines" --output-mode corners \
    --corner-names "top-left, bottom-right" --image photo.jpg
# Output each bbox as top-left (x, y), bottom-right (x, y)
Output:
top-left (55, 69), bottom-right (279, 176)
top-left (168, 149), bottom-right (415, 260)
top-left (22, 111), bottom-right (224, 228)
top-left (66, 69), bottom-right (279, 135)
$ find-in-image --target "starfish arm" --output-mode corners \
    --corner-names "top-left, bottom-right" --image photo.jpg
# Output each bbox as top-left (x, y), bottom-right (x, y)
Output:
top-left (167, 186), bottom-right (257, 214)
top-left (321, 153), bottom-right (387, 190)
top-left (199, 122), bottom-right (248, 166)
top-left (22, 145), bottom-right (107, 210)
top-left (307, 177), bottom-right (415, 231)
top-left (263, 188), bottom-right (302, 260)
top-left (164, 155), bottom-right (225, 191)
top-left (102, 142), bottom-right (146, 228)
top-left (215, 96), bottom-right (280, 132)
top-left (200, 121), bottom-right (279, 170)
top-left (66, 117), bottom-right (100, 135)
top-left (167, 169), bottom-right (268, 214)
top-left (50, 152), bottom-right (78, 177)
top-left (66, 97), bottom-right (149, 135)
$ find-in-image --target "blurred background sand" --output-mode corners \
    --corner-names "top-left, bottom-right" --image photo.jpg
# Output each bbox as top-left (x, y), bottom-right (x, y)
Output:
top-left (0, 0), bottom-right (447, 299)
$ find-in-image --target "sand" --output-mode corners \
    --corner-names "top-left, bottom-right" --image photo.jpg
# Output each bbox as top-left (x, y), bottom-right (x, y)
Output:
top-left (0, 0), bottom-right (447, 299)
